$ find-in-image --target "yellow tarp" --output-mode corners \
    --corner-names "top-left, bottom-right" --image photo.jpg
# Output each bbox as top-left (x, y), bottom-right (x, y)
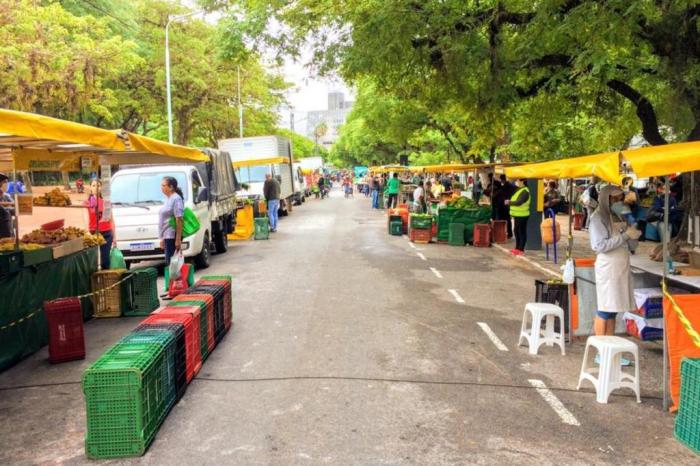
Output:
top-left (504, 152), bottom-right (622, 183)
top-left (126, 133), bottom-right (208, 162)
top-left (13, 148), bottom-right (97, 171)
top-left (623, 141), bottom-right (700, 178)
top-left (233, 157), bottom-right (289, 168)
top-left (0, 108), bottom-right (126, 150)
top-left (370, 165), bottom-right (408, 174)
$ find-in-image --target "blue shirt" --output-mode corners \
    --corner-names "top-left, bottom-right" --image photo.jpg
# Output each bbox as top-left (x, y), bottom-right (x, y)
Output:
top-left (159, 193), bottom-right (184, 239)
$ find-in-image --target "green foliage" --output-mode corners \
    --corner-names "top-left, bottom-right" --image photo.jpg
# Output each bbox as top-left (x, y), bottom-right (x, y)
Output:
top-left (277, 128), bottom-right (327, 159)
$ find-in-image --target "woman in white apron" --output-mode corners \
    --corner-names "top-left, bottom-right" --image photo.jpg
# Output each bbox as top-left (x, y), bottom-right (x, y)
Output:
top-left (589, 185), bottom-right (642, 336)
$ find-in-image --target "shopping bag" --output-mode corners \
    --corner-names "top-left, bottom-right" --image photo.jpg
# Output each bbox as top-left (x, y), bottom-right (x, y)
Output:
top-left (169, 252), bottom-right (184, 280)
top-left (168, 263), bottom-right (191, 299)
top-left (169, 207), bottom-right (201, 238)
top-left (562, 258), bottom-right (575, 284)
top-left (109, 247), bottom-right (127, 270)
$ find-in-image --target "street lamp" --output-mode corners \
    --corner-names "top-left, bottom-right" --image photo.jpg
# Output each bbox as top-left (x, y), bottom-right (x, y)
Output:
top-left (165, 11), bottom-right (202, 144)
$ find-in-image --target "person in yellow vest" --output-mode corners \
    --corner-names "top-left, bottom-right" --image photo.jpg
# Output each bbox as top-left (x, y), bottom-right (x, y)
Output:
top-left (505, 178), bottom-right (530, 255)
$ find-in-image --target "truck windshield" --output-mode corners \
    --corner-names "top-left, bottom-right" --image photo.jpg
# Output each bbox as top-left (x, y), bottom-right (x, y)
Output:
top-left (236, 165), bottom-right (269, 184)
top-left (111, 172), bottom-right (188, 204)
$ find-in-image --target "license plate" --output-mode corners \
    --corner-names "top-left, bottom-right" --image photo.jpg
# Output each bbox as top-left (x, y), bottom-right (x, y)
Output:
top-left (130, 242), bottom-right (155, 251)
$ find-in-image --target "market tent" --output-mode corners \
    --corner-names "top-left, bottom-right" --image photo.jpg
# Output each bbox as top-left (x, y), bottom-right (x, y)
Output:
top-left (623, 141), bottom-right (700, 178)
top-left (370, 165), bottom-right (409, 174)
top-left (504, 152), bottom-right (621, 184)
top-left (232, 156), bottom-right (289, 168)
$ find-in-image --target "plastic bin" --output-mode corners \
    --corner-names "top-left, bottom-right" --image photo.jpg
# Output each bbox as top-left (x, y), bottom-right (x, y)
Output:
top-left (140, 313), bottom-right (201, 382)
top-left (535, 279), bottom-right (569, 335)
top-left (437, 206), bottom-right (492, 243)
top-left (675, 358), bottom-right (700, 454)
top-left (91, 270), bottom-right (126, 318)
top-left (45, 297), bottom-right (85, 363)
top-left (473, 224), bottom-right (491, 247)
top-left (448, 223), bottom-right (466, 246)
top-left (122, 267), bottom-right (159, 316)
top-left (163, 301), bottom-right (211, 358)
top-left (189, 285), bottom-right (226, 344)
top-left (409, 214), bottom-right (432, 230)
top-left (388, 215), bottom-right (402, 234)
top-left (410, 229), bottom-right (432, 243)
top-left (254, 217), bottom-right (269, 240)
top-left (390, 220), bottom-right (403, 236)
top-left (492, 220), bottom-right (507, 244)
top-left (198, 278), bottom-right (233, 330)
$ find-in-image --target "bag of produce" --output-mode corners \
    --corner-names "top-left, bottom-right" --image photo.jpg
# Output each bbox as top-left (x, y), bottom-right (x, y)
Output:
top-left (169, 207), bottom-right (200, 238)
top-left (109, 247), bottom-right (127, 269)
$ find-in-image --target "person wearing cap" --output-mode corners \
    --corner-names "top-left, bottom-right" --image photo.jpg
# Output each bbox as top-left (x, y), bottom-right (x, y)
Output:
top-left (0, 174), bottom-right (15, 238)
top-left (589, 185), bottom-right (642, 336)
top-left (505, 178), bottom-right (530, 255)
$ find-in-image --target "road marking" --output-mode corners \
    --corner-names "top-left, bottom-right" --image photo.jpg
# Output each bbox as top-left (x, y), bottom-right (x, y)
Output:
top-left (429, 267), bottom-right (443, 279)
top-left (447, 289), bottom-right (465, 304)
top-left (491, 243), bottom-right (562, 279)
top-left (416, 252), bottom-right (427, 261)
top-left (528, 379), bottom-right (580, 426)
top-left (477, 322), bottom-right (508, 351)
top-left (408, 242), bottom-right (416, 249)
top-left (403, 234), bottom-right (408, 239)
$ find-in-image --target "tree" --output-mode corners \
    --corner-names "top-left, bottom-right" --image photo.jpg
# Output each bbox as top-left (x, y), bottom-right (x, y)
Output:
top-left (277, 128), bottom-right (327, 159)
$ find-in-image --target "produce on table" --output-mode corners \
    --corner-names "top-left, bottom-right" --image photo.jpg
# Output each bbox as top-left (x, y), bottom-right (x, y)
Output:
top-left (446, 197), bottom-right (477, 209)
top-left (33, 188), bottom-right (72, 207)
top-left (21, 227), bottom-right (105, 248)
top-left (411, 213), bottom-right (434, 219)
top-left (0, 238), bottom-right (45, 252)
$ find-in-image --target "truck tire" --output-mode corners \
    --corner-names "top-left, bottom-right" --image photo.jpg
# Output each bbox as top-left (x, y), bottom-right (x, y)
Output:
top-left (195, 232), bottom-right (211, 269)
top-left (214, 228), bottom-right (228, 254)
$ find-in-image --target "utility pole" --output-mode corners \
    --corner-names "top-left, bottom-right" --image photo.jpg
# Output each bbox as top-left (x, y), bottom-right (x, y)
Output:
top-left (238, 65), bottom-right (243, 138)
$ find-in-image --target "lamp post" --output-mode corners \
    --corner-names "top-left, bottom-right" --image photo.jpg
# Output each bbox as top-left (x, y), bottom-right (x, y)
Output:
top-left (165, 11), bottom-right (201, 143)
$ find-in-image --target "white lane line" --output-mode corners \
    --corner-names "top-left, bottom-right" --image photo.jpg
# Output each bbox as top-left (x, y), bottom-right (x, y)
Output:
top-left (408, 242), bottom-right (416, 249)
top-left (477, 322), bottom-right (509, 351)
top-left (429, 267), bottom-right (443, 279)
top-left (528, 379), bottom-right (580, 426)
top-left (416, 252), bottom-right (427, 261)
top-left (447, 289), bottom-right (465, 304)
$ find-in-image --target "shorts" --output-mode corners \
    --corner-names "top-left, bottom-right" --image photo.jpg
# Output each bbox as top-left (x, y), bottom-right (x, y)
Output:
top-left (596, 310), bottom-right (618, 320)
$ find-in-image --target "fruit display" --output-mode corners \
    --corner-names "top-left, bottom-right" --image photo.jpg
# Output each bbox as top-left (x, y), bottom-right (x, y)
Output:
top-left (446, 197), bottom-right (477, 209)
top-left (20, 227), bottom-right (105, 248)
top-left (0, 238), bottom-right (45, 252)
top-left (33, 188), bottom-right (72, 207)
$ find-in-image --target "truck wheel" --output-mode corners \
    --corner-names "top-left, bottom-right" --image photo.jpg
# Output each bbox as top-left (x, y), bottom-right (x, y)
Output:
top-left (195, 232), bottom-right (211, 269)
top-left (214, 229), bottom-right (228, 254)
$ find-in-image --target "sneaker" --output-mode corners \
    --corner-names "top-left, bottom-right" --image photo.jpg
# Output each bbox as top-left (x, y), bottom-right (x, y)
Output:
top-left (512, 249), bottom-right (524, 256)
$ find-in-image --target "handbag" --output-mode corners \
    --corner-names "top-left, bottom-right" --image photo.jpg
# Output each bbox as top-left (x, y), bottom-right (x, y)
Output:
top-left (169, 207), bottom-right (200, 238)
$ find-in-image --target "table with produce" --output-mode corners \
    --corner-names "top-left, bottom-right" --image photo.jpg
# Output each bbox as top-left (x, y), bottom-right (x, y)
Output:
top-left (436, 197), bottom-right (491, 243)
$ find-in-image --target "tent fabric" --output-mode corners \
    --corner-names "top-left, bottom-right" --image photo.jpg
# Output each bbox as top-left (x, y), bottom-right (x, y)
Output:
top-left (13, 148), bottom-right (97, 171)
top-left (623, 141), bottom-right (700, 178)
top-left (0, 247), bottom-right (97, 372)
top-left (125, 132), bottom-right (208, 162)
top-left (663, 295), bottom-right (700, 411)
top-left (504, 152), bottom-right (622, 183)
top-left (232, 156), bottom-right (289, 168)
top-left (0, 108), bottom-right (126, 150)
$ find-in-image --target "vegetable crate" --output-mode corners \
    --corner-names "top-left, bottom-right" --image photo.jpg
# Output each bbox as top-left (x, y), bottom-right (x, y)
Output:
top-left (122, 267), bottom-right (159, 316)
top-left (389, 220), bottom-right (403, 236)
top-left (409, 214), bottom-right (433, 230)
top-left (199, 276), bottom-right (233, 330)
top-left (410, 229), bottom-right (432, 244)
top-left (388, 215), bottom-right (402, 234)
top-left (160, 302), bottom-right (211, 360)
top-left (92, 270), bottom-right (127, 318)
top-left (254, 217), bottom-right (269, 240)
top-left (140, 313), bottom-right (202, 383)
top-left (82, 336), bottom-right (171, 459)
top-left (675, 358), bottom-right (700, 454)
top-left (45, 297), bottom-right (85, 363)
top-left (188, 284), bottom-right (227, 344)
top-left (132, 326), bottom-right (187, 403)
top-left (448, 223), bottom-right (466, 246)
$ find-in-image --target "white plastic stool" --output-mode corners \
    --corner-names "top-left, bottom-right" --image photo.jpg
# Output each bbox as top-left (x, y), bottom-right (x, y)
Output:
top-left (518, 303), bottom-right (566, 355)
top-left (577, 336), bottom-right (641, 404)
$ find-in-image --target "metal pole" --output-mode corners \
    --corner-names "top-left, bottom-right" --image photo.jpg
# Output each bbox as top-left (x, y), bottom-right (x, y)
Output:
top-left (13, 159), bottom-right (19, 251)
top-left (238, 65), bottom-right (243, 138)
top-left (165, 17), bottom-right (174, 144)
top-left (662, 177), bottom-right (670, 411)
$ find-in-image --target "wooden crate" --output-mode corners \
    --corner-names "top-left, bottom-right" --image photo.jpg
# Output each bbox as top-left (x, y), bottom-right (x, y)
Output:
top-left (51, 238), bottom-right (84, 259)
top-left (91, 270), bottom-right (126, 318)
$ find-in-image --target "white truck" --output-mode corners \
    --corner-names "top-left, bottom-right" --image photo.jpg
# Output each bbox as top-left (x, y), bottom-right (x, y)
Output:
top-left (111, 149), bottom-right (238, 269)
top-left (218, 135), bottom-right (300, 215)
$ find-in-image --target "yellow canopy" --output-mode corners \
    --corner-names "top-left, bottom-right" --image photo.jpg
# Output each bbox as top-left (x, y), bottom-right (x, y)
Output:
top-left (623, 141), bottom-right (700, 178)
top-left (125, 133), bottom-right (208, 162)
top-left (232, 157), bottom-right (289, 168)
top-left (504, 152), bottom-right (622, 183)
top-left (370, 165), bottom-right (409, 174)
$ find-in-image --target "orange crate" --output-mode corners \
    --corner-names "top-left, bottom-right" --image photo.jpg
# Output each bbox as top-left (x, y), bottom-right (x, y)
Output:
top-left (410, 229), bottom-right (432, 244)
top-left (473, 224), bottom-right (491, 247)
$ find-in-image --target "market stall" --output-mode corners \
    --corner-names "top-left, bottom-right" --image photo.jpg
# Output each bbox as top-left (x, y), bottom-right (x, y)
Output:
top-left (0, 108), bottom-right (209, 371)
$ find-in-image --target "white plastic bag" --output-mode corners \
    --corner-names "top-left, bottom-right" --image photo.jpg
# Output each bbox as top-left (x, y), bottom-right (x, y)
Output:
top-left (169, 252), bottom-right (184, 280)
top-left (562, 258), bottom-right (575, 284)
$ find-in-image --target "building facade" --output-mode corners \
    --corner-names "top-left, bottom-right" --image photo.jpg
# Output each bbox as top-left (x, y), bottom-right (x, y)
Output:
top-left (306, 92), bottom-right (354, 148)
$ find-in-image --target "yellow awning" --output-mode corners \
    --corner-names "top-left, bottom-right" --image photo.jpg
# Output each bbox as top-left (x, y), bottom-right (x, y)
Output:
top-left (233, 157), bottom-right (289, 168)
top-left (125, 133), bottom-right (208, 162)
top-left (623, 141), bottom-right (700, 178)
top-left (504, 152), bottom-right (622, 183)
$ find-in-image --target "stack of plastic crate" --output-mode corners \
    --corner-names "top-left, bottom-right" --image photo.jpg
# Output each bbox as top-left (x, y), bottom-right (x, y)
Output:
top-left (199, 275), bottom-right (232, 330)
top-left (675, 358), bottom-right (700, 454)
top-left (82, 333), bottom-right (173, 459)
top-left (139, 312), bottom-right (202, 383)
top-left (131, 325), bottom-right (187, 402)
top-left (44, 297), bottom-right (85, 363)
top-left (169, 295), bottom-right (215, 358)
top-left (187, 285), bottom-right (226, 344)
top-left (121, 267), bottom-right (159, 316)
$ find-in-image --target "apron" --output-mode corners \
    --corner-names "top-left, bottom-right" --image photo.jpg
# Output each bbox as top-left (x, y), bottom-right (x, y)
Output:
top-left (595, 242), bottom-right (635, 312)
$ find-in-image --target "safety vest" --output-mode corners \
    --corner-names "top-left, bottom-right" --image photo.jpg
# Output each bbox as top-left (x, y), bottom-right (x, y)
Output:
top-left (510, 186), bottom-right (531, 217)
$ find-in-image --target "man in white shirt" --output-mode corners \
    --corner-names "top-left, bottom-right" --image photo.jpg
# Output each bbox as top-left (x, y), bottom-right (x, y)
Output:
top-left (413, 184), bottom-right (425, 213)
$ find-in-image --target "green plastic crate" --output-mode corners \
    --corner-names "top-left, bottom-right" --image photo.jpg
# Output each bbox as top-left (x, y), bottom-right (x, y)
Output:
top-left (82, 340), bottom-right (169, 459)
top-left (437, 206), bottom-right (492, 242)
top-left (122, 268), bottom-right (159, 316)
top-left (409, 215), bottom-right (432, 230)
top-left (448, 223), bottom-right (466, 246)
top-left (167, 300), bottom-right (210, 360)
top-left (388, 215), bottom-right (402, 234)
top-left (254, 217), bottom-right (269, 240)
top-left (389, 220), bottom-right (403, 236)
top-left (675, 358), bottom-right (700, 454)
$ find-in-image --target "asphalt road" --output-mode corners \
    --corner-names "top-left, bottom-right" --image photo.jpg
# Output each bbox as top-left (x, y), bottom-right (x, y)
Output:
top-left (0, 188), bottom-right (696, 465)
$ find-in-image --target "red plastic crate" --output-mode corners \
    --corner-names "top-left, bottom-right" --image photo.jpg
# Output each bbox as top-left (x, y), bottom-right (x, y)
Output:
top-left (172, 294), bottom-right (216, 351)
top-left (473, 223), bottom-right (491, 247)
top-left (491, 220), bottom-right (507, 244)
top-left (140, 313), bottom-right (202, 382)
top-left (44, 297), bottom-right (85, 363)
top-left (410, 229), bottom-right (432, 244)
top-left (153, 304), bottom-right (206, 356)
top-left (196, 280), bottom-right (232, 330)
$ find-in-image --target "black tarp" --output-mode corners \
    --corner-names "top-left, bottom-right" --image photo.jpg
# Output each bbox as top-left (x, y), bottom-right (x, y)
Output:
top-left (197, 149), bottom-right (239, 201)
top-left (0, 247), bottom-right (97, 372)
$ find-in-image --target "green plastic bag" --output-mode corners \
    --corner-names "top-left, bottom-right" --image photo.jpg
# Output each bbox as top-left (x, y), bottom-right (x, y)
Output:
top-left (109, 247), bottom-right (127, 269)
top-left (169, 207), bottom-right (201, 238)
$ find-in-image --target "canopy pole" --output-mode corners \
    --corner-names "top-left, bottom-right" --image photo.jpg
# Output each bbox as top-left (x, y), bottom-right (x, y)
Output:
top-left (13, 158), bottom-right (19, 251)
top-left (662, 177), bottom-right (670, 412)
top-left (567, 178), bottom-right (574, 258)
